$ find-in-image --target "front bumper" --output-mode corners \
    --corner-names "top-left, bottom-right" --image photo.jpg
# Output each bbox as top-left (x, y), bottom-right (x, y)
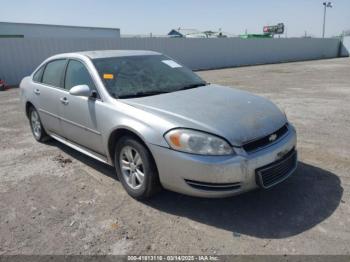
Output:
top-left (148, 125), bottom-right (297, 198)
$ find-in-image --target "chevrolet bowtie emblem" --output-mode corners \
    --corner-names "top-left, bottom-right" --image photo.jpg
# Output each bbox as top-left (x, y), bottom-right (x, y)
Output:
top-left (269, 133), bottom-right (277, 142)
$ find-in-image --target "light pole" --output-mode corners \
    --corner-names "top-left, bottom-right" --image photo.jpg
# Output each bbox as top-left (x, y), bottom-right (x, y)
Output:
top-left (322, 1), bottom-right (333, 38)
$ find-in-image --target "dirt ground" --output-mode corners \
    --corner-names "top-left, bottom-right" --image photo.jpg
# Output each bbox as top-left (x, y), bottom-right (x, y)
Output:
top-left (0, 58), bottom-right (349, 255)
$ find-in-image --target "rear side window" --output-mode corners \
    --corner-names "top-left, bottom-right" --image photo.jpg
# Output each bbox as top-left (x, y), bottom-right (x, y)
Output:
top-left (42, 59), bottom-right (66, 87)
top-left (64, 60), bottom-right (96, 91)
top-left (33, 65), bottom-right (45, 82)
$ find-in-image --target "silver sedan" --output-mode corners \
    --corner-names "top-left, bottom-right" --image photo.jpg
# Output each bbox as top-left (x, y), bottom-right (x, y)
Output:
top-left (20, 50), bottom-right (297, 199)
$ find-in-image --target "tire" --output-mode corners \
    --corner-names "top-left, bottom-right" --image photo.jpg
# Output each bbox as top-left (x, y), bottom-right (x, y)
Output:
top-left (114, 136), bottom-right (161, 199)
top-left (28, 106), bottom-right (50, 142)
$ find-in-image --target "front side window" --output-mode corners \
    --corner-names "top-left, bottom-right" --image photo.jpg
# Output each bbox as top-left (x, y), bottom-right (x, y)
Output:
top-left (93, 55), bottom-right (206, 98)
top-left (65, 60), bottom-right (96, 91)
top-left (42, 59), bottom-right (67, 87)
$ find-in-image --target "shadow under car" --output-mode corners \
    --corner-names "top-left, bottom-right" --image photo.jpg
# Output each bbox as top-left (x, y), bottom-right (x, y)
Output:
top-left (51, 140), bottom-right (343, 239)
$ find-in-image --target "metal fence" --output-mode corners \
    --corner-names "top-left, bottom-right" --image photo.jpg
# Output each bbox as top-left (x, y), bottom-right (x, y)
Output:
top-left (0, 37), bottom-right (344, 85)
top-left (341, 36), bottom-right (350, 57)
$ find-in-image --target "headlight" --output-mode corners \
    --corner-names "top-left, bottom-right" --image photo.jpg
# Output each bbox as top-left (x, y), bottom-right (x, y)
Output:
top-left (164, 129), bottom-right (234, 155)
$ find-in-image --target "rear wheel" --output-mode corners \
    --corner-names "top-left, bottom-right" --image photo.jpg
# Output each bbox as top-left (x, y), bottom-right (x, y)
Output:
top-left (114, 136), bottom-right (161, 199)
top-left (29, 106), bottom-right (50, 142)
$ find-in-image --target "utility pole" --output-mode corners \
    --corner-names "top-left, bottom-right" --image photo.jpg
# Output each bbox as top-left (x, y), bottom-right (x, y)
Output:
top-left (322, 2), bottom-right (333, 38)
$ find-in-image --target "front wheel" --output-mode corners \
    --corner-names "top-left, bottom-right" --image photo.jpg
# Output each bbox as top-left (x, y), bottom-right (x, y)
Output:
top-left (114, 136), bottom-right (161, 199)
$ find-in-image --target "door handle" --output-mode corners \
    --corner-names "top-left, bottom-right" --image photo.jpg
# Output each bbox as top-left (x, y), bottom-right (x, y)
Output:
top-left (60, 97), bottom-right (69, 105)
top-left (34, 89), bottom-right (40, 95)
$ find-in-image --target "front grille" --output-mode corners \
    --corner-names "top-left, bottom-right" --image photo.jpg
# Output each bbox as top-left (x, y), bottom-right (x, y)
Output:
top-left (255, 149), bottom-right (297, 189)
top-left (185, 179), bottom-right (241, 192)
top-left (243, 124), bottom-right (289, 153)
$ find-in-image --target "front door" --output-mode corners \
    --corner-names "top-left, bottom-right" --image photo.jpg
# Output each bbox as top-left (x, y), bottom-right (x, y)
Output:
top-left (59, 59), bottom-right (105, 155)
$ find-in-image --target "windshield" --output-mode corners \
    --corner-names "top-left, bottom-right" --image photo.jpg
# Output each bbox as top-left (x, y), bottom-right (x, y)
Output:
top-left (93, 55), bottom-right (206, 98)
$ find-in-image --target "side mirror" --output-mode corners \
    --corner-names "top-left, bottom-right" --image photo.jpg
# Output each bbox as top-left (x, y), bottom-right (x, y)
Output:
top-left (69, 85), bottom-right (91, 97)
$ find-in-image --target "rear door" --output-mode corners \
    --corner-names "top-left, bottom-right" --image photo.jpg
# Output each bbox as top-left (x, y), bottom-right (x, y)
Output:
top-left (35, 59), bottom-right (67, 136)
top-left (59, 59), bottom-right (105, 155)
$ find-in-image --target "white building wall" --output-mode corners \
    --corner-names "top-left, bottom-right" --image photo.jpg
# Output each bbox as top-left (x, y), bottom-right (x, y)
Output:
top-left (0, 22), bottom-right (120, 38)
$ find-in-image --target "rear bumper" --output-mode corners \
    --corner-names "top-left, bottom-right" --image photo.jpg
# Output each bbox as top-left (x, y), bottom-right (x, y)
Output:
top-left (148, 125), bottom-right (297, 198)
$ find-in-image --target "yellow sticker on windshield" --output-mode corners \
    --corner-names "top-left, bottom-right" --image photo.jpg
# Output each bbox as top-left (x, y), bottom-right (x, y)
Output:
top-left (103, 74), bottom-right (114, 80)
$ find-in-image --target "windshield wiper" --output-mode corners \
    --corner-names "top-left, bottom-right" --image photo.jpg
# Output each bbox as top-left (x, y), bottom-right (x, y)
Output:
top-left (118, 91), bottom-right (169, 99)
top-left (115, 83), bottom-right (208, 99)
top-left (177, 82), bottom-right (208, 91)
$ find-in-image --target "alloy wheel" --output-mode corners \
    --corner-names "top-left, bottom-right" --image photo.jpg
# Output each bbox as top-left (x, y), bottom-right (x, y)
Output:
top-left (31, 110), bottom-right (42, 139)
top-left (119, 146), bottom-right (145, 190)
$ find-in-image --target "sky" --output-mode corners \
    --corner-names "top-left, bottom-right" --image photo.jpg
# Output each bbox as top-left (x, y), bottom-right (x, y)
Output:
top-left (1, 0), bottom-right (349, 37)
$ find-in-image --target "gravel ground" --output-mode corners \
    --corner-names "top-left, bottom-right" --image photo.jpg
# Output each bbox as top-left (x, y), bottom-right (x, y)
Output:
top-left (0, 58), bottom-right (349, 255)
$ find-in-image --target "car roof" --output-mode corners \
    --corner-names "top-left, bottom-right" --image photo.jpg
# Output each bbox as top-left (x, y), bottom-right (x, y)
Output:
top-left (69, 50), bottom-right (162, 59)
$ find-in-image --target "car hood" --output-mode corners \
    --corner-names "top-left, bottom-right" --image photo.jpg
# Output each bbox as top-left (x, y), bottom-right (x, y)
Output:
top-left (122, 85), bottom-right (287, 146)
